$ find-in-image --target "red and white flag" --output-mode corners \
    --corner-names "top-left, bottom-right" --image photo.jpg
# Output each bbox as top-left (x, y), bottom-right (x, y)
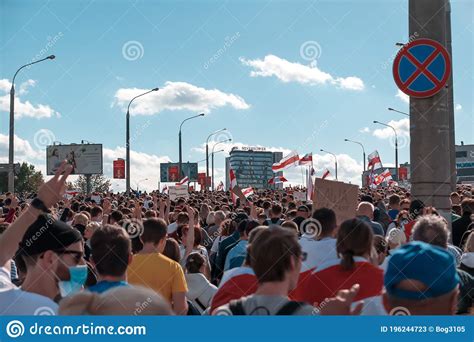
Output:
top-left (321, 169), bottom-right (330, 180)
top-left (272, 151), bottom-right (300, 172)
top-left (229, 168), bottom-right (237, 204)
top-left (216, 181), bottom-right (224, 191)
top-left (242, 187), bottom-right (254, 198)
top-left (176, 176), bottom-right (189, 186)
top-left (299, 153), bottom-right (313, 166)
top-left (367, 150), bottom-right (382, 170)
top-left (374, 169), bottom-right (392, 185)
top-left (268, 175), bottom-right (288, 184)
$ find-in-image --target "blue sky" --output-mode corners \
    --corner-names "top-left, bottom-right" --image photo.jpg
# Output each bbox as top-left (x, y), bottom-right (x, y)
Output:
top-left (1, 0), bottom-right (473, 191)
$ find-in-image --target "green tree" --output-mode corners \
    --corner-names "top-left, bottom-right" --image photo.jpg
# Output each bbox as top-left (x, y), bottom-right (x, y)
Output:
top-left (74, 174), bottom-right (111, 194)
top-left (0, 162), bottom-right (44, 194)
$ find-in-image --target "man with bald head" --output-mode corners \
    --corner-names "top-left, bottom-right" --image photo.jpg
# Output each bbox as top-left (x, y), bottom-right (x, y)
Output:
top-left (356, 201), bottom-right (384, 236)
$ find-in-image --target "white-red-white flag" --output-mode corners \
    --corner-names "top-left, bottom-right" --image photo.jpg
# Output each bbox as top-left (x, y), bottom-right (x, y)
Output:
top-left (268, 175), bottom-right (288, 184)
top-left (367, 150), bottom-right (382, 170)
top-left (229, 168), bottom-right (237, 204)
top-left (272, 151), bottom-right (300, 172)
top-left (322, 169), bottom-right (330, 180)
top-left (176, 176), bottom-right (189, 186)
top-left (242, 187), bottom-right (254, 198)
top-left (374, 169), bottom-right (392, 185)
top-left (299, 153), bottom-right (313, 166)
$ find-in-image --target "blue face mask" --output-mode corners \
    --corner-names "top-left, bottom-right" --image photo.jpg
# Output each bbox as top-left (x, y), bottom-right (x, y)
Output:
top-left (58, 265), bottom-right (88, 297)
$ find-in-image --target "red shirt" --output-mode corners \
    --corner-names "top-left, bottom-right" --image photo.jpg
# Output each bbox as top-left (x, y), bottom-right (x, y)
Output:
top-left (291, 257), bottom-right (383, 306)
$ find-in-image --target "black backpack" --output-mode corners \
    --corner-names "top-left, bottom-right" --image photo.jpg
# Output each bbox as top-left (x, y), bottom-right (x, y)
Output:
top-left (227, 299), bottom-right (305, 315)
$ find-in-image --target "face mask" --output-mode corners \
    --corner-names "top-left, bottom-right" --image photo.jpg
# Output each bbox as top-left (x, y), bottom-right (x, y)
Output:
top-left (58, 265), bottom-right (88, 297)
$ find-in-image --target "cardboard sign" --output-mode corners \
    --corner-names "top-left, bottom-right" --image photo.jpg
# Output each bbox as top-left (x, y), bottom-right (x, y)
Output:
top-left (312, 178), bottom-right (358, 225)
top-left (168, 185), bottom-right (189, 201)
top-left (293, 191), bottom-right (306, 202)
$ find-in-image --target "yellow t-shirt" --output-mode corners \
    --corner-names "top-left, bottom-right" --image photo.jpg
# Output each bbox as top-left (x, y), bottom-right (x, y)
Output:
top-left (127, 253), bottom-right (187, 303)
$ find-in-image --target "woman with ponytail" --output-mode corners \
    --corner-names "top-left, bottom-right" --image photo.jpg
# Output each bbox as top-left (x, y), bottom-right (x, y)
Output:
top-left (291, 218), bottom-right (384, 307)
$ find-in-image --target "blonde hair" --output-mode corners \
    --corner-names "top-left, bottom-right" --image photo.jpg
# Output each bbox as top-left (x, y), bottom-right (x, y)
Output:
top-left (59, 286), bottom-right (173, 315)
top-left (73, 213), bottom-right (89, 226)
top-left (464, 231), bottom-right (474, 253)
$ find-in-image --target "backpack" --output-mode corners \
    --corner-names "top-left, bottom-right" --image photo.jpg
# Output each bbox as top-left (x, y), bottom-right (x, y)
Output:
top-left (227, 299), bottom-right (305, 315)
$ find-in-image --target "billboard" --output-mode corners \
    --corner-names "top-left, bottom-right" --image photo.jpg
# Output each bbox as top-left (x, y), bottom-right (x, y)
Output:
top-left (160, 162), bottom-right (198, 182)
top-left (113, 159), bottom-right (125, 179)
top-left (46, 144), bottom-right (103, 175)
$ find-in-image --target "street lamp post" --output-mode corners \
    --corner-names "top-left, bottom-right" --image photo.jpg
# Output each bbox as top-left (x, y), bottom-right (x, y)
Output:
top-left (388, 107), bottom-right (409, 117)
top-left (8, 55), bottom-right (56, 192)
top-left (206, 128), bottom-right (226, 190)
top-left (374, 120), bottom-right (398, 181)
top-left (344, 139), bottom-right (366, 172)
top-left (179, 113), bottom-right (204, 179)
top-left (211, 149), bottom-right (225, 190)
top-left (320, 149), bottom-right (338, 180)
top-left (126, 88), bottom-right (159, 195)
top-left (211, 139), bottom-right (231, 190)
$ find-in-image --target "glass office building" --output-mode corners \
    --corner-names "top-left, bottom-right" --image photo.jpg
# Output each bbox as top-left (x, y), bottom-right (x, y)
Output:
top-left (456, 143), bottom-right (474, 184)
top-left (225, 147), bottom-right (283, 190)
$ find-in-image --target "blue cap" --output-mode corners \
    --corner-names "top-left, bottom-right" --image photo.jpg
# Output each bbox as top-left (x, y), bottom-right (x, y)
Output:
top-left (385, 241), bottom-right (459, 300)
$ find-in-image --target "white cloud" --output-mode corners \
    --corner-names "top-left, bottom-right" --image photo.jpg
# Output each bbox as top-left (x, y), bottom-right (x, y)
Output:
top-left (0, 79), bottom-right (61, 119)
top-left (455, 104), bottom-right (462, 112)
top-left (396, 89), bottom-right (409, 104)
top-left (0, 133), bottom-right (44, 162)
top-left (240, 55), bottom-right (365, 91)
top-left (359, 127), bottom-right (370, 133)
top-left (113, 81), bottom-right (250, 116)
top-left (372, 118), bottom-right (409, 139)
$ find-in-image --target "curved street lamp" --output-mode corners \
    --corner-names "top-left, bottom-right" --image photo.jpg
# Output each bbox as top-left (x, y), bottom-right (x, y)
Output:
top-left (205, 128), bottom-right (226, 189)
top-left (8, 55), bottom-right (55, 192)
top-left (374, 120), bottom-right (398, 180)
top-left (211, 139), bottom-right (231, 190)
top-left (179, 113), bottom-right (205, 178)
top-left (344, 139), bottom-right (366, 172)
top-left (320, 149), bottom-right (338, 180)
top-left (126, 88), bottom-right (159, 194)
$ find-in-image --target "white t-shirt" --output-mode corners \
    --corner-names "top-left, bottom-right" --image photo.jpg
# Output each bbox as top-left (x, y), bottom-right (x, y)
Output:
top-left (167, 222), bottom-right (178, 234)
top-left (299, 236), bottom-right (337, 272)
top-left (0, 267), bottom-right (58, 315)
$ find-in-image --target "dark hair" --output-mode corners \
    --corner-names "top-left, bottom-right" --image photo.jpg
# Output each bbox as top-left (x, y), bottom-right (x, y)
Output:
top-left (90, 225), bottom-right (131, 277)
top-left (409, 199), bottom-right (425, 218)
top-left (271, 204), bottom-right (282, 216)
top-left (141, 218), bottom-right (167, 245)
top-left (110, 210), bottom-right (123, 223)
top-left (312, 208), bottom-right (337, 236)
top-left (461, 199), bottom-right (474, 215)
top-left (163, 238), bottom-right (180, 263)
top-left (250, 226), bottom-right (301, 283)
top-left (389, 194), bottom-right (400, 206)
top-left (90, 206), bottom-right (103, 218)
top-left (245, 220), bottom-right (260, 236)
top-left (5, 198), bottom-right (12, 206)
top-left (185, 252), bottom-right (205, 273)
top-left (337, 218), bottom-right (373, 271)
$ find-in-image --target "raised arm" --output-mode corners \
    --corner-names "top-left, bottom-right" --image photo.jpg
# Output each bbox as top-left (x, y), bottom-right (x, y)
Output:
top-left (0, 161), bottom-right (72, 266)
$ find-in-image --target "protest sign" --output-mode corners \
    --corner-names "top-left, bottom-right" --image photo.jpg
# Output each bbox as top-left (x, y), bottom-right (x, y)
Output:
top-left (293, 191), bottom-right (306, 202)
top-left (169, 185), bottom-right (189, 201)
top-left (312, 178), bottom-right (358, 224)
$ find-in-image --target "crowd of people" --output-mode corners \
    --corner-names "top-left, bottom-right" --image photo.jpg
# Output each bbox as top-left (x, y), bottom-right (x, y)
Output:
top-left (1, 161), bottom-right (473, 316)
